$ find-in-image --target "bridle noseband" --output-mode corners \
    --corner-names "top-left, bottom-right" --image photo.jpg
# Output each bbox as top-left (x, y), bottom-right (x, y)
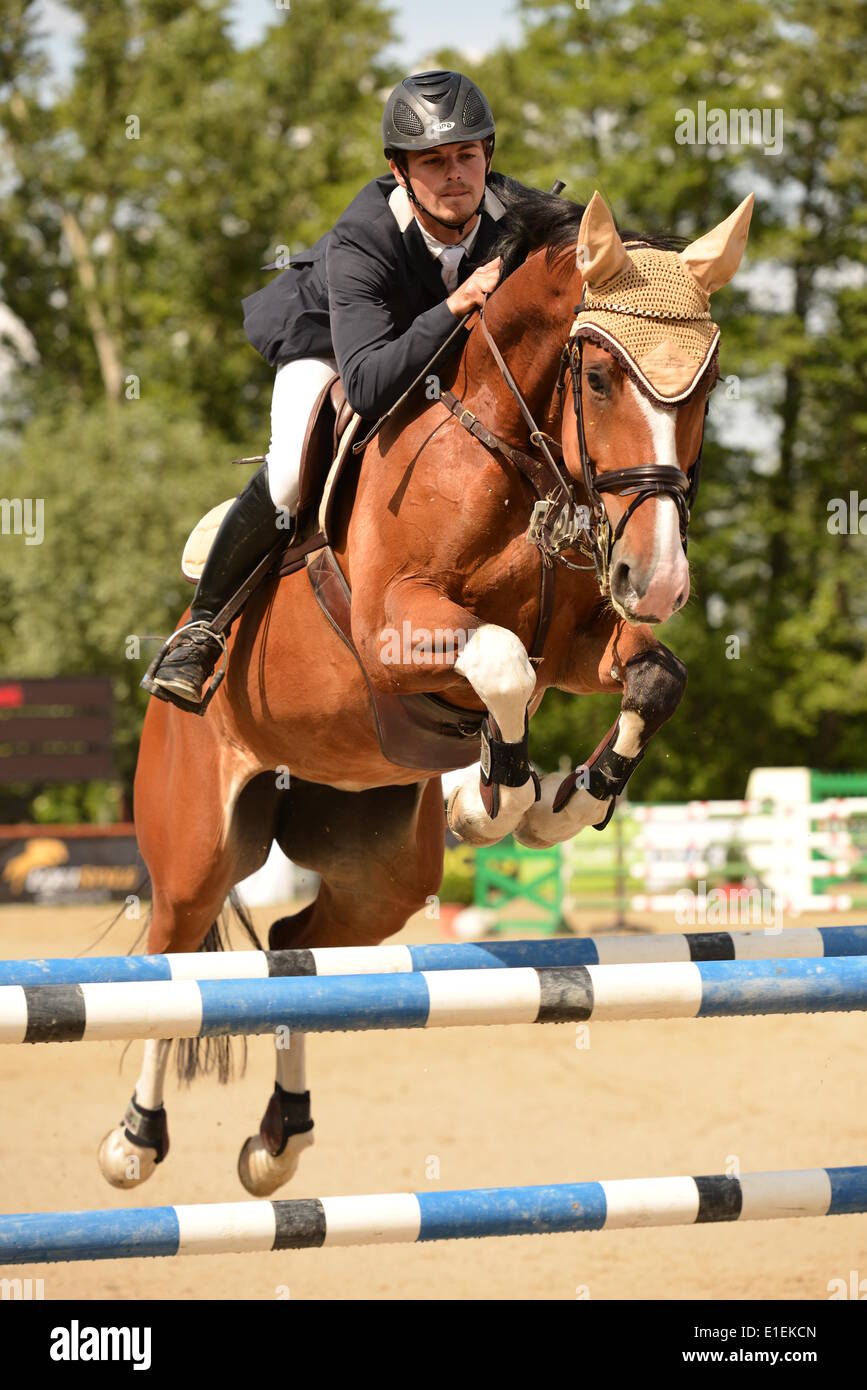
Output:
top-left (563, 309), bottom-right (706, 593)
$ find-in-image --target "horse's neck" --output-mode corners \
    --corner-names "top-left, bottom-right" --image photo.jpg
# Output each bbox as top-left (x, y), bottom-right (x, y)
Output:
top-left (459, 252), bottom-right (575, 444)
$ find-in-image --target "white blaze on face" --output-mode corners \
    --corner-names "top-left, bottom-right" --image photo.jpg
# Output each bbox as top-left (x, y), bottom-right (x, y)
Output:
top-left (624, 381), bottom-right (690, 618)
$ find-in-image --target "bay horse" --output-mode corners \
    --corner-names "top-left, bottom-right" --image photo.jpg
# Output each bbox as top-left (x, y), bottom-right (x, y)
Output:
top-left (100, 187), bottom-right (754, 1195)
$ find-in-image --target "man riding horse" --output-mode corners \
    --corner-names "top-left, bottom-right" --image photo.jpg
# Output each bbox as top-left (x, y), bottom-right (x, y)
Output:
top-left (146, 69), bottom-right (506, 709)
top-left (107, 72), bottom-right (753, 1194)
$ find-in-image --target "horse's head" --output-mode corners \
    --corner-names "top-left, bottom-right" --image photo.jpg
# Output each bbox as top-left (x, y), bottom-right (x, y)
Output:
top-left (563, 190), bottom-right (754, 625)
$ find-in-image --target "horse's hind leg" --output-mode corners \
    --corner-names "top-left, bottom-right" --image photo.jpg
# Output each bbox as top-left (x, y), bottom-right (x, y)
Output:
top-left (96, 875), bottom-right (231, 1189)
top-left (99, 704), bottom-right (275, 1189)
top-left (238, 776), bottom-right (444, 1196)
top-left (97, 1039), bottom-right (173, 1189)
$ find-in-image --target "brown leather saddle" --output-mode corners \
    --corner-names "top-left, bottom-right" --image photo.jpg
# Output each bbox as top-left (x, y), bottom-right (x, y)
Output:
top-left (223, 369), bottom-right (553, 773)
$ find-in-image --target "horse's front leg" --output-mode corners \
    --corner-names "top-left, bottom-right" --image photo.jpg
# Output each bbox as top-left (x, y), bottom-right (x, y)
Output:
top-left (356, 584), bottom-right (539, 846)
top-left (515, 624), bottom-right (687, 849)
top-left (449, 623), bottom-right (540, 843)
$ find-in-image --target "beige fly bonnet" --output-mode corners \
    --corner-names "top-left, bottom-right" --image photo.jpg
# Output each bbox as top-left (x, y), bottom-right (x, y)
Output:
top-left (571, 191), bottom-right (755, 403)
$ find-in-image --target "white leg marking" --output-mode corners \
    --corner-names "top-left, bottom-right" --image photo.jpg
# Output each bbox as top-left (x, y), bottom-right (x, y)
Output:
top-left (515, 710), bottom-right (645, 848)
top-left (454, 624), bottom-right (536, 742)
top-left (513, 772), bottom-right (609, 848)
top-left (135, 1037), bottom-right (173, 1109)
top-left (276, 1031), bottom-right (306, 1092)
top-left (449, 625), bottom-right (538, 841)
top-left (612, 709), bottom-right (645, 758)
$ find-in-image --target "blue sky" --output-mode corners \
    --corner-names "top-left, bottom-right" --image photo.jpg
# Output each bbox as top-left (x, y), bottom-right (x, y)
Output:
top-left (36, 0), bottom-right (524, 84)
top-left (229, 0), bottom-right (523, 62)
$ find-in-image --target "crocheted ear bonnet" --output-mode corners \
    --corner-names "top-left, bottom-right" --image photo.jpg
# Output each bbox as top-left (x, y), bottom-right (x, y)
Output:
top-left (570, 191), bottom-right (754, 403)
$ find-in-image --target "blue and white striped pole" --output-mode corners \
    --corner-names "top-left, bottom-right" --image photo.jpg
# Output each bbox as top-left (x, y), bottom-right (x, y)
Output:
top-left (0, 924), bottom-right (865, 988)
top-left (1, 956), bottom-right (867, 1043)
top-left (1, 1166), bottom-right (864, 1264)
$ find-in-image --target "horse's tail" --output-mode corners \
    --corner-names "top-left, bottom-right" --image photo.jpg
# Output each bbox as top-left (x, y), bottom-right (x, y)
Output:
top-left (91, 882), bottom-right (263, 1085)
top-left (175, 890), bottom-right (262, 1084)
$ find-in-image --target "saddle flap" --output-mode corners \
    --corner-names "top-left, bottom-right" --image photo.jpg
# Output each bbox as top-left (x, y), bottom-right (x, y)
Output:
top-left (330, 378), bottom-right (354, 451)
top-left (296, 370), bottom-right (341, 515)
top-left (318, 409), bottom-right (363, 542)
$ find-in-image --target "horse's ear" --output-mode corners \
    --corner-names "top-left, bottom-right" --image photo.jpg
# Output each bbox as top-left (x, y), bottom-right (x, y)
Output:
top-left (680, 193), bottom-right (755, 295)
top-left (577, 191), bottom-right (630, 287)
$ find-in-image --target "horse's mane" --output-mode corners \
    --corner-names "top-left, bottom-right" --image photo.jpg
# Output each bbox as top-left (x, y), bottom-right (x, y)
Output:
top-left (489, 176), bottom-right (686, 277)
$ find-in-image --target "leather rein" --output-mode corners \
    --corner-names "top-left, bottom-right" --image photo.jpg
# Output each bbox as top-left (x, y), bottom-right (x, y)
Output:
top-left (440, 288), bottom-right (708, 598)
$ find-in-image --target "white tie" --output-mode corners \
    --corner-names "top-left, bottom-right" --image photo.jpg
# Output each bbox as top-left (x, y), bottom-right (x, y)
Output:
top-left (438, 246), bottom-right (466, 292)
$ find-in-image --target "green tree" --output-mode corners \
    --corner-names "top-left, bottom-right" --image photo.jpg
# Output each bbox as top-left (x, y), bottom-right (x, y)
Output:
top-left (489, 0), bottom-right (867, 792)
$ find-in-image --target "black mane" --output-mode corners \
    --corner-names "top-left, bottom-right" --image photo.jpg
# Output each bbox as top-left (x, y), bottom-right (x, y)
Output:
top-left (489, 175), bottom-right (685, 277)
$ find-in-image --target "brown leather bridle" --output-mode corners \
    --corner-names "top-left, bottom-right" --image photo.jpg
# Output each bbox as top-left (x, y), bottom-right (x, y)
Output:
top-left (564, 295), bottom-right (708, 594)
top-left (441, 291), bottom-right (709, 598)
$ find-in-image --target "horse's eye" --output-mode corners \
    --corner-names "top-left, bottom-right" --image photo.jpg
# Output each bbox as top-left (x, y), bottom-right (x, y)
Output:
top-left (586, 370), bottom-right (606, 394)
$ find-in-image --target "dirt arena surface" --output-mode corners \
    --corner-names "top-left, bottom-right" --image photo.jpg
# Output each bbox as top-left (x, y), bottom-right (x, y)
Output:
top-left (1, 901), bottom-right (864, 1301)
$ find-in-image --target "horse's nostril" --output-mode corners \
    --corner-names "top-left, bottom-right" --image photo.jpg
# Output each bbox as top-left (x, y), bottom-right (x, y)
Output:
top-left (611, 560), bottom-right (630, 596)
top-left (675, 590), bottom-right (685, 609)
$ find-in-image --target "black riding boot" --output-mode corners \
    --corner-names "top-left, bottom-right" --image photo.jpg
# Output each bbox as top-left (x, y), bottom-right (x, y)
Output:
top-left (144, 465), bottom-right (286, 710)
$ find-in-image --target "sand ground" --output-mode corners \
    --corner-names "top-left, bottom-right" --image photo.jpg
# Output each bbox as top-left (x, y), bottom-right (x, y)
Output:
top-left (0, 901), bottom-right (864, 1300)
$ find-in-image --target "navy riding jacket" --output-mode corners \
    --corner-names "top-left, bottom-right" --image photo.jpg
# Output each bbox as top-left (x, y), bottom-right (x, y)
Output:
top-left (242, 172), bottom-right (509, 419)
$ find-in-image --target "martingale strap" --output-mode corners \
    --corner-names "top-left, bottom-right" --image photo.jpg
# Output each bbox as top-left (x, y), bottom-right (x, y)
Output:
top-left (475, 302), bottom-right (577, 503)
top-left (438, 389), bottom-right (562, 499)
top-left (438, 386), bottom-right (558, 663)
top-left (440, 299), bottom-right (599, 578)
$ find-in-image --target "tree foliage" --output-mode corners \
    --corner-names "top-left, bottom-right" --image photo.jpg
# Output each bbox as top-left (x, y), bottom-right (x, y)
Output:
top-left (1, 0), bottom-right (864, 816)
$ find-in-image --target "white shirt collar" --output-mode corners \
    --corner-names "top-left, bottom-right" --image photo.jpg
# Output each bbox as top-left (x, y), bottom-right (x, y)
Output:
top-left (414, 215), bottom-right (482, 260)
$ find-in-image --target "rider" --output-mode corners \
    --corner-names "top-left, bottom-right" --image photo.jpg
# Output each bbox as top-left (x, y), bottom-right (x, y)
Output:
top-left (146, 69), bottom-right (507, 710)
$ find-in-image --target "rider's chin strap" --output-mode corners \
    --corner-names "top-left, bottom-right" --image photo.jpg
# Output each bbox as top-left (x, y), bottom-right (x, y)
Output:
top-left (403, 175), bottom-right (486, 237)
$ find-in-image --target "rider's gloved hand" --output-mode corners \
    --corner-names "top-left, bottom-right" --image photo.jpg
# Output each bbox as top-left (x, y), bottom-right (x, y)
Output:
top-left (446, 257), bottom-right (503, 317)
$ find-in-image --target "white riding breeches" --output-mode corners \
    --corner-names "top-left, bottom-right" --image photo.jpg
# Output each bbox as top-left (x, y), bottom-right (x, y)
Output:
top-left (265, 355), bottom-right (338, 512)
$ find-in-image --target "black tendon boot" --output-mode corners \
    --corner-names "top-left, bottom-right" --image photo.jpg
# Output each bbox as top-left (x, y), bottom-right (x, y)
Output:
top-left (143, 465), bottom-right (285, 711)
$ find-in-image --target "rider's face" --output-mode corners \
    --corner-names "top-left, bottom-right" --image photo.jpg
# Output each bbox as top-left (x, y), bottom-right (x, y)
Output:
top-left (390, 141), bottom-right (488, 229)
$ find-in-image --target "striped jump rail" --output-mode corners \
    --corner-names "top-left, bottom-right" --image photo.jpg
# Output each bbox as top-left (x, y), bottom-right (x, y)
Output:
top-left (2, 956), bottom-right (867, 1043)
top-left (1, 1165), bottom-right (864, 1264)
top-left (2, 923), bottom-right (865, 988)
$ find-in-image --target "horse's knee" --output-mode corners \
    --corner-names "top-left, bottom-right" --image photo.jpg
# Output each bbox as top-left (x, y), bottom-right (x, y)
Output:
top-left (622, 645), bottom-right (687, 731)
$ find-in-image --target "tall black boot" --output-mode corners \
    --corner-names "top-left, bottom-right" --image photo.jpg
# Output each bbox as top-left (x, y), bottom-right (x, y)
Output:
top-left (143, 465), bottom-right (286, 710)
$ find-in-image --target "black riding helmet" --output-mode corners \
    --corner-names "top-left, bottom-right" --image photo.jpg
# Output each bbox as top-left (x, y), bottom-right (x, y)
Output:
top-left (382, 70), bottom-right (496, 236)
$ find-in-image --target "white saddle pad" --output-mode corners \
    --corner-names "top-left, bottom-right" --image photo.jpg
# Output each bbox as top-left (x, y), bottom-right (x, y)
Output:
top-left (181, 499), bottom-right (234, 582)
